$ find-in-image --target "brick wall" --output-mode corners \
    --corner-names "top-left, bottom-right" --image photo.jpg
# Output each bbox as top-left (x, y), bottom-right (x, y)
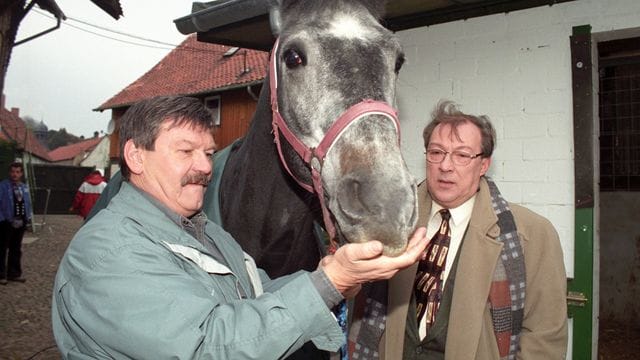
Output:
top-left (396, 0), bottom-right (640, 278)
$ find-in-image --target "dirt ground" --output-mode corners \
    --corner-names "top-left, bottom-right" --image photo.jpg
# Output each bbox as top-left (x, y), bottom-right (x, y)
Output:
top-left (0, 215), bottom-right (637, 360)
top-left (0, 215), bottom-right (81, 360)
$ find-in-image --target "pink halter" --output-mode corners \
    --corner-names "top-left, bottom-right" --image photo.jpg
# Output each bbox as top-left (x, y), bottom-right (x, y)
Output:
top-left (269, 38), bottom-right (401, 247)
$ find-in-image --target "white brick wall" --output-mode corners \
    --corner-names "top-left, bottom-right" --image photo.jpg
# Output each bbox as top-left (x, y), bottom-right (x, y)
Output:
top-left (396, 0), bottom-right (640, 278)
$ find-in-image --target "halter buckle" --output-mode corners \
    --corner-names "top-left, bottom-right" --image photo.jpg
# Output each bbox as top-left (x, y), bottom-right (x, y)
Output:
top-left (310, 156), bottom-right (322, 172)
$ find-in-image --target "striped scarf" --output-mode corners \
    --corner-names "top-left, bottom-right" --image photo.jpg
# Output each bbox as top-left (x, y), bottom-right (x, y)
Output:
top-left (348, 177), bottom-right (525, 359)
top-left (486, 177), bottom-right (526, 360)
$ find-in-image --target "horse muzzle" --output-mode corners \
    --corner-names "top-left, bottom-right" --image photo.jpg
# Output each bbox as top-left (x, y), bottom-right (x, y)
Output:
top-left (326, 136), bottom-right (419, 256)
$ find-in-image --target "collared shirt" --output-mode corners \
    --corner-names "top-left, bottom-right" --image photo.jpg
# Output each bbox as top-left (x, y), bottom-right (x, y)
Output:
top-left (419, 194), bottom-right (477, 340)
top-left (130, 184), bottom-right (228, 266)
top-left (427, 194), bottom-right (477, 289)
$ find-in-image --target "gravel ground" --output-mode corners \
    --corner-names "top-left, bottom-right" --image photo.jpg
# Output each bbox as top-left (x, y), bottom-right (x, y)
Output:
top-left (0, 215), bottom-right (82, 360)
top-left (0, 214), bottom-right (637, 360)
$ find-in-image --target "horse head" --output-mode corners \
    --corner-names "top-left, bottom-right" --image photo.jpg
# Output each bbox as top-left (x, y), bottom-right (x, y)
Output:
top-left (269, 0), bottom-right (418, 256)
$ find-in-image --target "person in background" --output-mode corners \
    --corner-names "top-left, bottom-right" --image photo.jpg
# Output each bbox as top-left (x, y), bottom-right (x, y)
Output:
top-left (69, 169), bottom-right (107, 219)
top-left (0, 162), bottom-right (32, 285)
top-left (52, 95), bottom-right (430, 359)
top-left (380, 100), bottom-right (568, 359)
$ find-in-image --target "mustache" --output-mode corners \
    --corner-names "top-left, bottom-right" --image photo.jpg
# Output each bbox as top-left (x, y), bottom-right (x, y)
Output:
top-left (180, 172), bottom-right (211, 186)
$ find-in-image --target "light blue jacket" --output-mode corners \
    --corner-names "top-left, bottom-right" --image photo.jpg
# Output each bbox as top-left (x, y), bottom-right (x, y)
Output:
top-left (0, 179), bottom-right (32, 222)
top-left (52, 182), bottom-right (343, 359)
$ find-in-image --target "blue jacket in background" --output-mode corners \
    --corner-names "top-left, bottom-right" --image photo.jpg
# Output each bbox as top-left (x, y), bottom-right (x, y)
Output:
top-left (0, 179), bottom-right (32, 223)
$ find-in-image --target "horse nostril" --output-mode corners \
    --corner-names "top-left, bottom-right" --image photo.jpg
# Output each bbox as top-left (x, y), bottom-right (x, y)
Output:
top-left (337, 178), bottom-right (371, 221)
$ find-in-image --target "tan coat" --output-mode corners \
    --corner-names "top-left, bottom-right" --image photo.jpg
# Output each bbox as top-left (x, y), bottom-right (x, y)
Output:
top-left (381, 178), bottom-right (568, 359)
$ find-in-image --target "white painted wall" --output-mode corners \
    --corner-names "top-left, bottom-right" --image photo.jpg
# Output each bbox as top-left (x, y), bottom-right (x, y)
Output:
top-left (80, 136), bottom-right (110, 172)
top-left (396, 0), bottom-right (640, 278)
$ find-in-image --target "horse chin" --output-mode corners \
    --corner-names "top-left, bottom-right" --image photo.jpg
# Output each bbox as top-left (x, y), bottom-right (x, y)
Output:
top-left (342, 235), bottom-right (407, 257)
top-left (339, 224), bottom-right (414, 258)
top-left (382, 243), bottom-right (409, 257)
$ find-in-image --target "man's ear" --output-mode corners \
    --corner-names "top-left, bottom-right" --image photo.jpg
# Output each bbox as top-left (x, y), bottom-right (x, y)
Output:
top-left (123, 139), bottom-right (144, 175)
top-left (479, 157), bottom-right (491, 176)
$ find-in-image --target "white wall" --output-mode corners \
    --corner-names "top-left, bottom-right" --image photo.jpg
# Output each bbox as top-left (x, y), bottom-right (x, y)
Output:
top-left (80, 136), bottom-right (110, 172)
top-left (396, 0), bottom-right (640, 278)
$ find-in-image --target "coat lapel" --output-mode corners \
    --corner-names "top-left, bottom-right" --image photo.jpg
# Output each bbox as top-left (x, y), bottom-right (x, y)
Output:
top-left (384, 182), bottom-right (432, 359)
top-left (444, 179), bottom-right (503, 359)
top-left (384, 262), bottom-right (418, 358)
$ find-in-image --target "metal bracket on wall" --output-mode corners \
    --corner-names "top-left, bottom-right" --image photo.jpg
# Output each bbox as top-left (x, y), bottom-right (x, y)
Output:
top-left (567, 291), bottom-right (588, 307)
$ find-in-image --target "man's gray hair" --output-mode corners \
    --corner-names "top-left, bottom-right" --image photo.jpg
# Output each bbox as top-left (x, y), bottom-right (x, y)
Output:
top-left (422, 100), bottom-right (496, 157)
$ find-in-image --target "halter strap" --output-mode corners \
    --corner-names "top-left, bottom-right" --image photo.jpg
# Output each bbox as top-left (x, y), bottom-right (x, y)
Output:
top-left (269, 37), bottom-right (401, 243)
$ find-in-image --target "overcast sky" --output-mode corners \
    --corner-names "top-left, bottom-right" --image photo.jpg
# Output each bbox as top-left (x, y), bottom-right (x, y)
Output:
top-left (4, 0), bottom-right (192, 138)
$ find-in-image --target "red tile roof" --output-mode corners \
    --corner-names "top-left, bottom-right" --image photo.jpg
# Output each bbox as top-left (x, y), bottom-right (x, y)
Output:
top-left (48, 136), bottom-right (104, 162)
top-left (97, 34), bottom-right (269, 110)
top-left (0, 106), bottom-right (51, 161)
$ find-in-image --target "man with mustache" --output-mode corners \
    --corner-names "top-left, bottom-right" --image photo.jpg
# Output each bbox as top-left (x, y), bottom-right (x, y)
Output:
top-left (381, 101), bottom-right (568, 359)
top-left (51, 96), bottom-right (429, 359)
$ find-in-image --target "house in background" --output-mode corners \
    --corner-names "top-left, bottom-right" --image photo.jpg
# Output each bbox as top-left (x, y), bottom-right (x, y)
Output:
top-left (95, 34), bottom-right (268, 177)
top-left (0, 94), bottom-right (51, 166)
top-left (78, 135), bottom-right (110, 173)
top-left (34, 134), bottom-right (110, 215)
top-left (48, 133), bottom-right (109, 172)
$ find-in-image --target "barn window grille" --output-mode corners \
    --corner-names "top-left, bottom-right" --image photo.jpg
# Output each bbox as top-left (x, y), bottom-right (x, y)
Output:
top-left (598, 37), bottom-right (640, 191)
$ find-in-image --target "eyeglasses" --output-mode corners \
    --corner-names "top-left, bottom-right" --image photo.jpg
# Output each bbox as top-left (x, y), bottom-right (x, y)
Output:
top-left (425, 149), bottom-right (484, 166)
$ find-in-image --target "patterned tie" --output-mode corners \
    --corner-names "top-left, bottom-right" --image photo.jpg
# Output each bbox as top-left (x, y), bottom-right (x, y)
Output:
top-left (414, 209), bottom-right (451, 331)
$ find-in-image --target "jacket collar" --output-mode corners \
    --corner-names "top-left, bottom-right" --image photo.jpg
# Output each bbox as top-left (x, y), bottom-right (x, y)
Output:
top-left (110, 184), bottom-right (229, 267)
top-left (110, 182), bottom-right (255, 295)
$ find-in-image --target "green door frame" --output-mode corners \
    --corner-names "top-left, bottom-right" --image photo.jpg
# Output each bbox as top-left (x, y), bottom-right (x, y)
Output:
top-left (568, 24), bottom-right (595, 360)
top-left (569, 209), bottom-right (594, 359)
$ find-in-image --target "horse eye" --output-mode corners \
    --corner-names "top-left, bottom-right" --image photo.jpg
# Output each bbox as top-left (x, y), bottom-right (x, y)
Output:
top-left (283, 49), bottom-right (305, 68)
top-left (395, 53), bottom-right (405, 74)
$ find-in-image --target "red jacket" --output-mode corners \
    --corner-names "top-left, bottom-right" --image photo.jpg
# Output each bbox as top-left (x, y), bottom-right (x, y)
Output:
top-left (71, 172), bottom-right (107, 219)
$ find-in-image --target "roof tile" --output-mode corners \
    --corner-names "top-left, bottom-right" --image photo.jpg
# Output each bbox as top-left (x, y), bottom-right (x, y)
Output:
top-left (97, 35), bottom-right (268, 110)
top-left (48, 136), bottom-right (104, 162)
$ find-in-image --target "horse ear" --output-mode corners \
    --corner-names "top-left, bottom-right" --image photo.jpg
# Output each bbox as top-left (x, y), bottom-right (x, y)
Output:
top-left (268, 0), bottom-right (282, 35)
top-left (365, 0), bottom-right (388, 20)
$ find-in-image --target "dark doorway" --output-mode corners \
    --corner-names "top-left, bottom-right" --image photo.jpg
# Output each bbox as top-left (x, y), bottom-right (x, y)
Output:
top-left (597, 35), bottom-right (640, 359)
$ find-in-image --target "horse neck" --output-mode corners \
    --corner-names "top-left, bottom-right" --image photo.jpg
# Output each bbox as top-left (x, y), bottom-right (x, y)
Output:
top-left (218, 82), bottom-right (323, 277)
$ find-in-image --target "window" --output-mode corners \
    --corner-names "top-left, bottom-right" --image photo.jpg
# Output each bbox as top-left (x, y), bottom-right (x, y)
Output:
top-left (204, 95), bottom-right (221, 126)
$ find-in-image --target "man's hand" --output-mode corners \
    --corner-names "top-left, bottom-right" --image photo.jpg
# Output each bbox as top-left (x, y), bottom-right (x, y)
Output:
top-left (320, 227), bottom-right (428, 297)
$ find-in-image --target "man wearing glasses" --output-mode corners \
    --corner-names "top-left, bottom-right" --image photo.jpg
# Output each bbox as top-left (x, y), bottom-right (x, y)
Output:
top-left (380, 101), bottom-right (568, 359)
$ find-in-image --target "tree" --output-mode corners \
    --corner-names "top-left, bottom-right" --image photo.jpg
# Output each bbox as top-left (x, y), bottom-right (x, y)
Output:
top-left (0, 138), bottom-right (18, 178)
top-left (46, 127), bottom-right (82, 150)
top-left (23, 114), bottom-right (48, 145)
top-left (23, 114), bottom-right (47, 131)
top-left (0, 1), bottom-right (122, 97)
